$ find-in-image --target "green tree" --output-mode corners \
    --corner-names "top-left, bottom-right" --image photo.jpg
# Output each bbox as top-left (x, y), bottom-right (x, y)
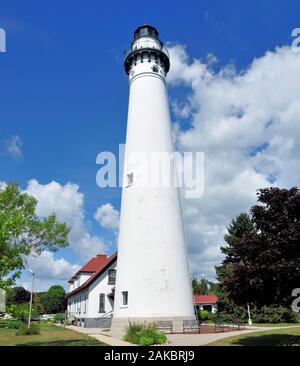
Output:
top-left (216, 213), bottom-right (256, 313)
top-left (222, 213), bottom-right (256, 263)
top-left (198, 277), bottom-right (209, 295)
top-left (43, 285), bottom-right (66, 313)
top-left (16, 287), bottom-right (29, 304)
top-left (192, 276), bottom-right (212, 295)
top-left (7, 303), bottom-right (30, 321)
top-left (217, 187), bottom-right (300, 309)
top-left (192, 277), bottom-right (199, 294)
top-left (33, 293), bottom-right (44, 314)
top-left (0, 183), bottom-right (70, 289)
top-left (208, 281), bottom-right (221, 297)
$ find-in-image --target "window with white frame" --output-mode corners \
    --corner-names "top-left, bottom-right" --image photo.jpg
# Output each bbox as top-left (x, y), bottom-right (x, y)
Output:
top-left (122, 291), bottom-right (128, 306)
top-left (108, 269), bottom-right (116, 285)
top-left (84, 293), bottom-right (87, 314)
top-left (99, 293), bottom-right (105, 313)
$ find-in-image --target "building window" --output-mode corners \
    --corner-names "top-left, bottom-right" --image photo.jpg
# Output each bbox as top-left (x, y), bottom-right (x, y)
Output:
top-left (122, 291), bottom-right (128, 306)
top-left (127, 173), bottom-right (133, 187)
top-left (99, 293), bottom-right (105, 313)
top-left (84, 293), bottom-right (87, 314)
top-left (108, 269), bottom-right (116, 285)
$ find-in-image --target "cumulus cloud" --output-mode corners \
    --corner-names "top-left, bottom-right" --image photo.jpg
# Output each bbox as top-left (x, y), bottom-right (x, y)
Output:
top-left (20, 179), bottom-right (113, 290)
top-left (26, 179), bottom-right (108, 261)
top-left (167, 44), bottom-right (300, 280)
top-left (26, 251), bottom-right (80, 281)
top-left (94, 203), bottom-right (120, 232)
top-left (0, 181), bottom-right (7, 190)
top-left (5, 135), bottom-right (23, 158)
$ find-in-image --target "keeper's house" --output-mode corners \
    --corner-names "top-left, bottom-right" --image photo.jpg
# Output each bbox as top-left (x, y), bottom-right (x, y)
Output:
top-left (66, 253), bottom-right (218, 328)
top-left (66, 253), bottom-right (117, 328)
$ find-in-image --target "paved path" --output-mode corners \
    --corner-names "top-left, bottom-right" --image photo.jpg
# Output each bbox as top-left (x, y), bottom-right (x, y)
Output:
top-left (65, 325), bottom-right (135, 346)
top-left (166, 325), bottom-right (300, 346)
top-left (65, 324), bottom-right (300, 347)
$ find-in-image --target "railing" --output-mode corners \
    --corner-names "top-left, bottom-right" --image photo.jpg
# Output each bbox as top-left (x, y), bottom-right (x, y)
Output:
top-left (97, 309), bottom-right (114, 328)
top-left (124, 44), bottom-right (169, 60)
top-left (98, 309), bottom-right (114, 319)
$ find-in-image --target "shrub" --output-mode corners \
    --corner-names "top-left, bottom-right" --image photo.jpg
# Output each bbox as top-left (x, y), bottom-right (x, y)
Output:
top-left (252, 306), bottom-right (297, 324)
top-left (198, 310), bottom-right (209, 321)
top-left (53, 313), bottom-right (64, 323)
top-left (214, 306), bottom-right (248, 324)
top-left (7, 304), bottom-right (29, 321)
top-left (7, 303), bottom-right (38, 321)
top-left (123, 322), bottom-right (167, 346)
top-left (217, 305), bottom-right (297, 324)
top-left (207, 312), bottom-right (218, 322)
top-left (0, 320), bottom-right (22, 329)
top-left (16, 323), bottom-right (40, 336)
top-left (64, 318), bottom-right (72, 325)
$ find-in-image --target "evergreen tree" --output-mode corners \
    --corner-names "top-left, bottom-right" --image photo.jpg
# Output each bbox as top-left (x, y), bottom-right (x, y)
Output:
top-left (217, 187), bottom-right (300, 308)
top-left (216, 213), bottom-right (256, 313)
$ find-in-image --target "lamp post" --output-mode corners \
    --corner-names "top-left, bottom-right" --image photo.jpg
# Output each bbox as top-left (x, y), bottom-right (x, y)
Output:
top-left (28, 269), bottom-right (34, 329)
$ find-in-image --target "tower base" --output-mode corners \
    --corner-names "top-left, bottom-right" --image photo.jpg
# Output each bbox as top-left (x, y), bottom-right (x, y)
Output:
top-left (110, 315), bottom-right (196, 336)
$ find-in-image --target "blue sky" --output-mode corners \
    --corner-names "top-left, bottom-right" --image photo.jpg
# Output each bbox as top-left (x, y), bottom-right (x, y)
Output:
top-left (1, 0), bottom-right (300, 290)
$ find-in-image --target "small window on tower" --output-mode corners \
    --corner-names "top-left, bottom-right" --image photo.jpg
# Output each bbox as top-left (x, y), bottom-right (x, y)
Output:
top-left (122, 291), bottom-right (128, 306)
top-left (152, 65), bottom-right (159, 73)
top-left (127, 173), bottom-right (133, 187)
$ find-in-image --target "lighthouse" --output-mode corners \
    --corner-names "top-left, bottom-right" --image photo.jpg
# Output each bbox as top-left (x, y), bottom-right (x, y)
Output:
top-left (111, 25), bottom-right (195, 333)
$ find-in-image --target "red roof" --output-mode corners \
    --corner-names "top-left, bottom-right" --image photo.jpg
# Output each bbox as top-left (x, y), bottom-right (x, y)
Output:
top-left (66, 253), bottom-right (117, 297)
top-left (79, 254), bottom-right (111, 273)
top-left (68, 254), bottom-right (114, 283)
top-left (193, 294), bottom-right (218, 304)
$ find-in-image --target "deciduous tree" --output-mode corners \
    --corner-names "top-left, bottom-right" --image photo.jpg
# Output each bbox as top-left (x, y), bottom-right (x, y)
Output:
top-left (0, 183), bottom-right (70, 289)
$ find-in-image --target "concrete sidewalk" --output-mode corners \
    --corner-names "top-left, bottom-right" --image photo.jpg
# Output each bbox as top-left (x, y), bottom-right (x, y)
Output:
top-left (65, 324), bottom-right (300, 347)
top-left (65, 325), bottom-right (135, 346)
top-left (166, 325), bottom-right (300, 346)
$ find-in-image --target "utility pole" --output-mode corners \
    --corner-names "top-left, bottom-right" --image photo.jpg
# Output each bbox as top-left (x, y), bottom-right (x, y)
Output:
top-left (28, 269), bottom-right (34, 328)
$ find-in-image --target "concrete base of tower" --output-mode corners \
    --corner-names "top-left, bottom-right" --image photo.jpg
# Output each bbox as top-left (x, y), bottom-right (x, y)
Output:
top-left (110, 315), bottom-right (196, 336)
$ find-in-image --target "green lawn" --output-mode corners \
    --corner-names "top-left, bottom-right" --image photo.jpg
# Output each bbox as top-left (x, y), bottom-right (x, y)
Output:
top-left (251, 323), bottom-right (300, 327)
top-left (208, 326), bottom-right (300, 346)
top-left (0, 324), bottom-right (107, 346)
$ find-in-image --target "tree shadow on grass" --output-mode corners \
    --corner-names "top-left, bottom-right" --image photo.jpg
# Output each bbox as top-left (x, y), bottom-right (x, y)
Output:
top-left (17, 339), bottom-right (105, 346)
top-left (231, 334), bottom-right (300, 346)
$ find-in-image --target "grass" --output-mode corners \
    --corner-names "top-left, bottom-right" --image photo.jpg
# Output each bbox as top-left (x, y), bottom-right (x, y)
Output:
top-left (208, 325), bottom-right (300, 346)
top-left (0, 324), bottom-right (107, 346)
top-left (251, 323), bottom-right (300, 327)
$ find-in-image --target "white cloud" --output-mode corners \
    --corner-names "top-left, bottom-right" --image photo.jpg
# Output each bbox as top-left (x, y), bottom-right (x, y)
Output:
top-left (0, 181), bottom-right (7, 190)
top-left (26, 179), bottom-right (108, 261)
top-left (167, 44), bottom-right (300, 280)
top-left (26, 251), bottom-right (80, 281)
top-left (18, 277), bottom-right (68, 293)
top-left (94, 203), bottom-right (120, 232)
top-left (6, 135), bottom-right (23, 158)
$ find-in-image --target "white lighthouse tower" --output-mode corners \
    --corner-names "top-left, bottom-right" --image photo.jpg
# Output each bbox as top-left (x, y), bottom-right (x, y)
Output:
top-left (111, 25), bottom-right (195, 333)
